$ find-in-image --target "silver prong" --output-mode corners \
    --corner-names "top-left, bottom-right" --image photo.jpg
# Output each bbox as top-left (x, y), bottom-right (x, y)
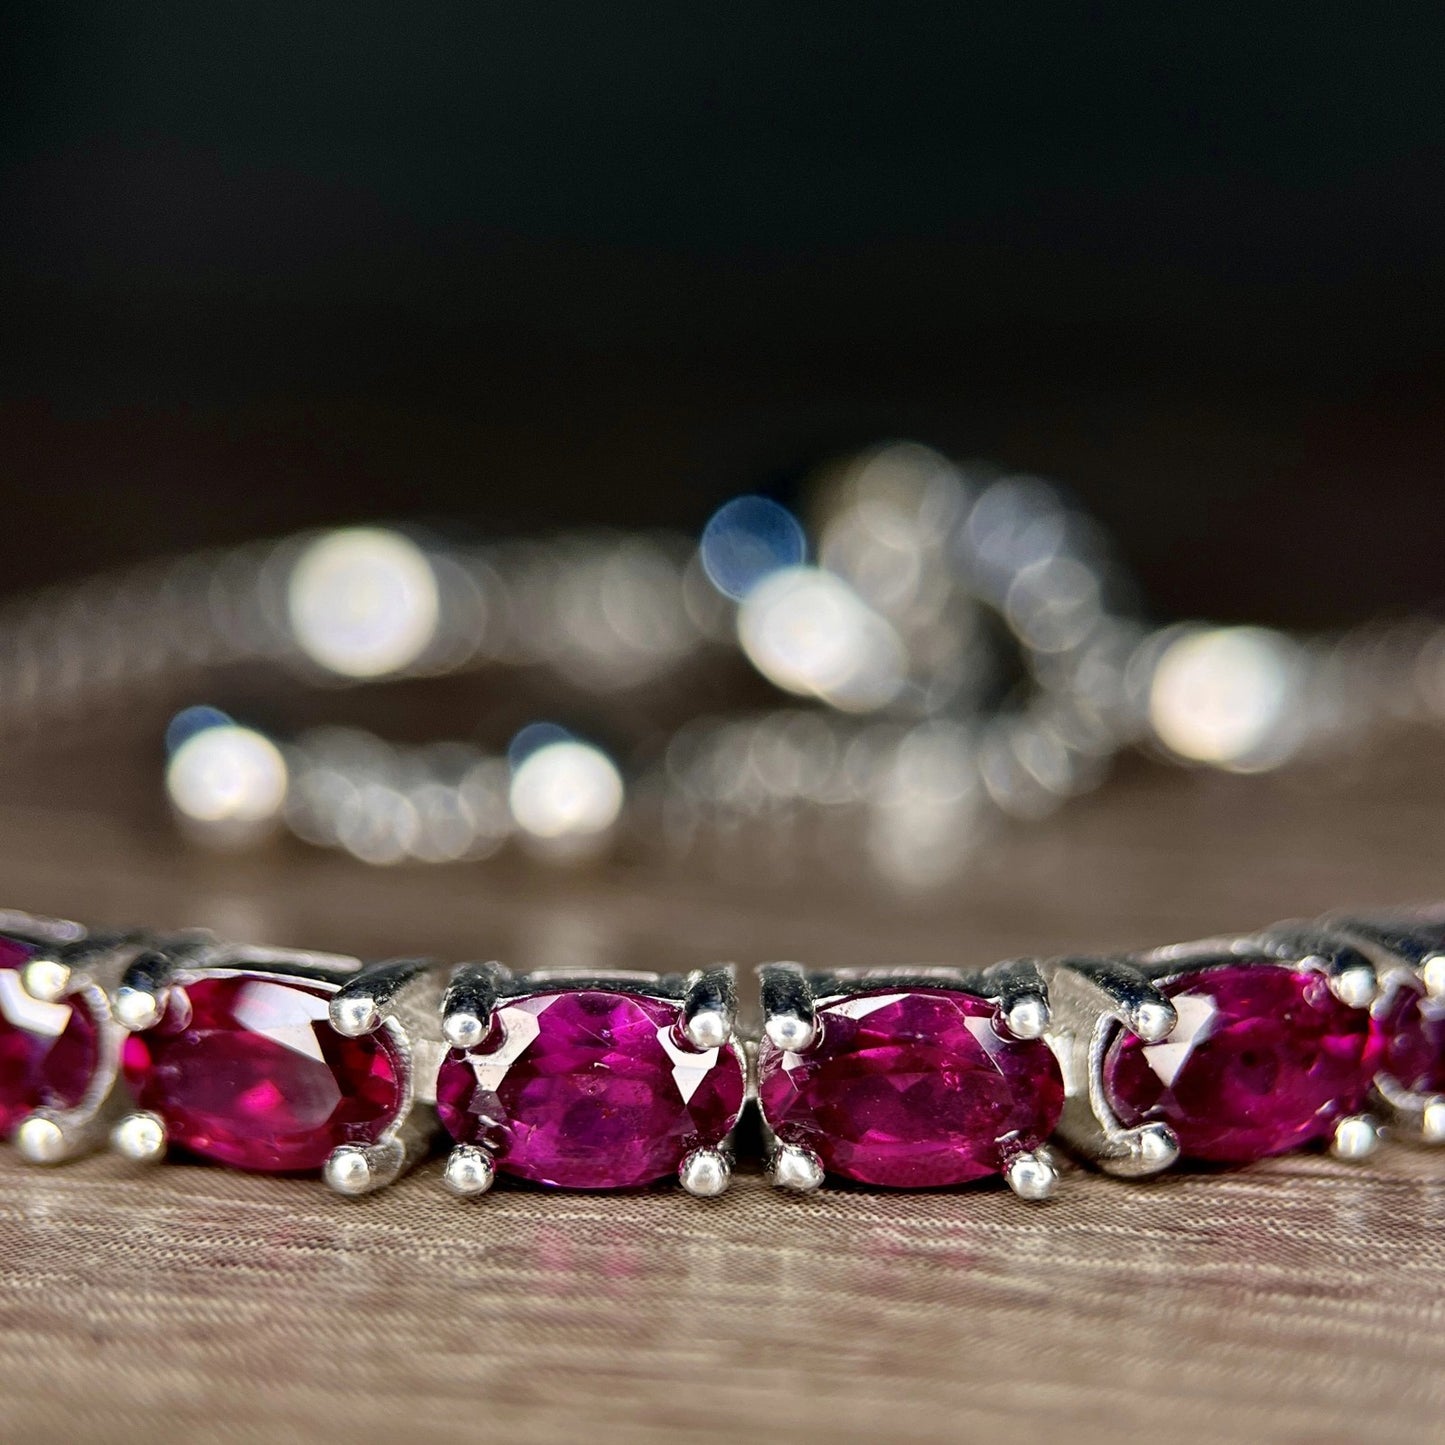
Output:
top-left (1331, 1113), bottom-right (1380, 1162)
top-left (1261, 930), bottom-right (1380, 1009)
top-left (760, 963), bottom-right (817, 1053)
top-left (115, 940), bottom-right (203, 1031)
top-left (331, 958), bottom-right (432, 1039)
top-left (114, 985), bottom-right (164, 1032)
top-left (330, 994), bottom-right (381, 1038)
top-left (16, 1115), bottom-right (69, 1164)
top-left (1004, 1149), bottom-right (1059, 1201)
top-left (1130, 1000), bottom-right (1177, 1045)
top-left (1096, 1122), bottom-right (1181, 1178)
top-left (324, 1146), bottom-right (374, 1195)
top-left (1422, 1098), bottom-right (1445, 1144)
top-left (442, 962), bottom-right (504, 1050)
top-left (444, 1010), bottom-right (489, 1050)
top-left (685, 1009), bottom-right (730, 1050)
top-left (111, 1111), bottom-right (168, 1163)
top-left (21, 956), bottom-right (71, 1004)
top-left (679, 1146), bottom-right (732, 1198)
top-left (682, 966), bottom-right (737, 1051)
top-left (324, 1137), bottom-right (409, 1196)
top-left (1004, 995), bottom-right (1049, 1040)
top-left (971, 958), bottom-right (1052, 1040)
top-left (1063, 958), bottom-right (1177, 1043)
top-left (769, 1142), bottom-right (825, 1193)
top-left (765, 1012), bottom-right (817, 1052)
top-left (1327, 964), bottom-right (1377, 1010)
top-left (442, 1144), bottom-right (496, 1197)
top-left (1422, 954), bottom-right (1445, 999)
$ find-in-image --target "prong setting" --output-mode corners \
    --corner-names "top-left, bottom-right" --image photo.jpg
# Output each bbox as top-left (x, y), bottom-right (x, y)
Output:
top-left (329, 957), bottom-right (434, 1039)
top-left (1422, 1098), bottom-right (1445, 1144)
top-left (1328, 964), bottom-right (1378, 1010)
top-left (679, 1145), bottom-right (732, 1198)
top-left (441, 962), bottom-right (505, 1051)
top-left (1422, 953), bottom-right (1445, 999)
top-left (16, 1115), bottom-right (68, 1164)
top-left (443, 1009), bottom-right (490, 1050)
top-left (1129, 999), bottom-right (1177, 1045)
top-left (21, 956), bottom-right (71, 1004)
top-left (769, 1141), bottom-right (825, 1193)
top-left (1005, 1148), bottom-right (1059, 1201)
top-left (324, 1145), bottom-right (375, 1195)
top-left (112, 1110), bottom-right (168, 1163)
top-left (330, 993), bottom-right (381, 1037)
top-left (759, 963), bottom-right (817, 1053)
top-left (1331, 1113), bottom-right (1379, 1161)
top-left (1004, 994), bottom-right (1049, 1040)
top-left (114, 985), bottom-right (164, 1033)
top-left (682, 966), bottom-right (738, 1052)
top-left (442, 1144), bottom-right (496, 1197)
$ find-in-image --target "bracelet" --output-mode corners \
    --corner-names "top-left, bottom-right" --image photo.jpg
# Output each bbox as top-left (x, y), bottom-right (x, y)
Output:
top-left (1, 903), bottom-right (1439, 1200)
top-left (3, 442), bottom-right (1441, 889)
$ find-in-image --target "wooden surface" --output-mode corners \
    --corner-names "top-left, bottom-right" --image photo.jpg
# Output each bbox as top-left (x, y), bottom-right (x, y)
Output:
top-left (2, 726), bottom-right (1445, 1443)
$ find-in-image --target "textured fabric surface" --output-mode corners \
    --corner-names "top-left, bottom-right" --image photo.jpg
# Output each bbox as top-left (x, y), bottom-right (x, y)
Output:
top-left (2, 731), bottom-right (1444, 1442)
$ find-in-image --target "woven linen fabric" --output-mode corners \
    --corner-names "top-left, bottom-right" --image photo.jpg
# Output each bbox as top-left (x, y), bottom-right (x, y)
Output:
top-left (2, 726), bottom-right (1445, 1443)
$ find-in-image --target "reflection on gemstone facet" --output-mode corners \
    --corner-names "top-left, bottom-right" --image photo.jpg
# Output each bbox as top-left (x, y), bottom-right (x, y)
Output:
top-left (122, 975), bottom-right (405, 1172)
top-left (0, 935), bottom-right (101, 1137)
top-left (435, 990), bottom-right (745, 1190)
top-left (1372, 974), bottom-right (1445, 1100)
top-left (758, 988), bottom-right (1065, 1188)
top-left (1103, 963), bottom-right (1378, 1163)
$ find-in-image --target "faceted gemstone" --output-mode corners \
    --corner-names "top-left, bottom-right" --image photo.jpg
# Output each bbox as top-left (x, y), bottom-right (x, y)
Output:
top-left (122, 975), bottom-right (404, 1172)
top-left (757, 988), bottom-right (1065, 1188)
top-left (435, 990), bottom-right (746, 1190)
top-left (1103, 963), bottom-right (1378, 1163)
top-left (0, 934), bottom-right (102, 1136)
top-left (1372, 975), bottom-right (1445, 1097)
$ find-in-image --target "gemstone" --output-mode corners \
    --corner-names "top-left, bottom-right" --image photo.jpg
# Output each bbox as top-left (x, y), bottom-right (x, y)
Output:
top-left (122, 975), bottom-right (404, 1172)
top-left (435, 990), bottom-right (746, 1190)
top-left (0, 934), bottom-right (102, 1136)
top-left (1372, 975), bottom-right (1445, 1097)
top-left (1103, 963), bottom-right (1378, 1163)
top-left (757, 988), bottom-right (1065, 1188)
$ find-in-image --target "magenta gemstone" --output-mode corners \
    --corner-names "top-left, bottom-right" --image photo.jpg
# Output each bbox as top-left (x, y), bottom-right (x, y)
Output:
top-left (757, 988), bottom-right (1065, 1188)
top-left (0, 935), bottom-right (101, 1136)
top-left (1372, 975), bottom-right (1445, 1097)
top-left (122, 975), bottom-right (404, 1173)
top-left (435, 990), bottom-right (746, 1190)
top-left (1103, 963), bottom-right (1378, 1163)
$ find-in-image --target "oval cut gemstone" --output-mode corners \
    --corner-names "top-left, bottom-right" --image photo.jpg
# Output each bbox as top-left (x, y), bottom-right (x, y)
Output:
top-left (1103, 963), bottom-right (1378, 1163)
top-left (757, 987), bottom-right (1065, 1188)
top-left (1372, 975), bottom-right (1445, 1098)
top-left (122, 975), bottom-right (404, 1172)
top-left (435, 990), bottom-right (746, 1190)
top-left (0, 934), bottom-right (101, 1136)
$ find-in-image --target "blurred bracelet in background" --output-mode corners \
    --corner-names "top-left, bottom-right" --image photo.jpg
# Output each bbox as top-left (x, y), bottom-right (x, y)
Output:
top-left (1, 442), bottom-right (1438, 885)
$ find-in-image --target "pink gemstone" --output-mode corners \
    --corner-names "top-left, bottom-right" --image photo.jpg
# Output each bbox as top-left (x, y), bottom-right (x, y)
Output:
top-left (122, 975), bottom-right (404, 1173)
top-left (435, 990), bottom-right (746, 1190)
top-left (1372, 975), bottom-right (1445, 1097)
top-left (0, 934), bottom-right (101, 1136)
top-left (757, 988), bottom-right (1065, 1188)
top-left (1103, 963), bottom-right (1378, 1163)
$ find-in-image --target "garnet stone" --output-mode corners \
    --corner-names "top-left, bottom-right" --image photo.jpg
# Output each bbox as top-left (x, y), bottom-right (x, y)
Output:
top-left (0, 934), bottom-right (101, 1136)
top-left (1103, 963), bottom-right (1378, 1163)
top-left (435, 990), bottom-right (746, 1189)
top-left (757, 988), bottom-right (1065, 1188)
top-left (122, 974), bottom-right (404, 1172)
top-left (1372, 975), bottom-right (1445, 1099)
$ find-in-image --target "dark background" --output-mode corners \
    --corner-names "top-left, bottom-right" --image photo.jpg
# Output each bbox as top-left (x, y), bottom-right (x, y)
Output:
top-left (2, 6), bottom-right (1442, 626)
